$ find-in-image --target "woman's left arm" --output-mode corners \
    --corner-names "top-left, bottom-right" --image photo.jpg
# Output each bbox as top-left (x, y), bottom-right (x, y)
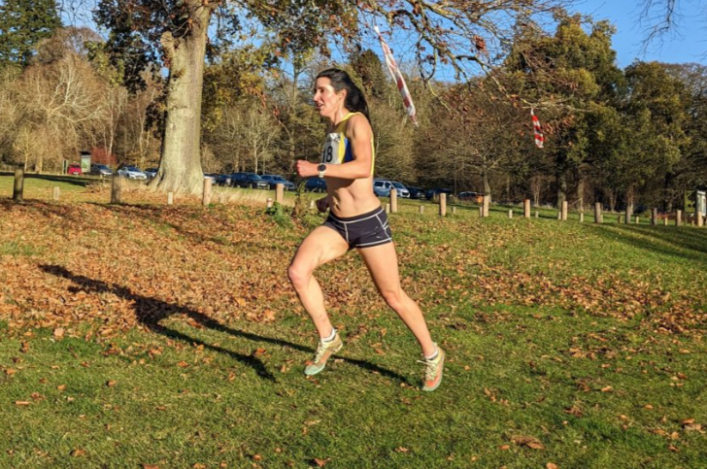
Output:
top-left (295, 115), bottom-right (373, 180)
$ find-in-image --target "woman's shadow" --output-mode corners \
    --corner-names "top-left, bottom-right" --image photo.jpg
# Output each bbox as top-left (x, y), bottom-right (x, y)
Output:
top-left (39, 264), bottom-right (408, 384)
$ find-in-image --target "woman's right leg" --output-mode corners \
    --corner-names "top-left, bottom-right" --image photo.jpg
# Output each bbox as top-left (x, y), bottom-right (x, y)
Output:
top-left (288, 226), bottom-right (350, 338)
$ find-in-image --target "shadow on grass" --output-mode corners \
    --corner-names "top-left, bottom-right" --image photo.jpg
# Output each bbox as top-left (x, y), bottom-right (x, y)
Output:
top-left (39, 264), bottom-right (408, 384)
top-left (593, 224), bottom-right (707, 264)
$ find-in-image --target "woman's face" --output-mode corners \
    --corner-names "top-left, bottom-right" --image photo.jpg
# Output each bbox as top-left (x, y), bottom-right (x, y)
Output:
top-left (313, 77), bottom-right (346, 121)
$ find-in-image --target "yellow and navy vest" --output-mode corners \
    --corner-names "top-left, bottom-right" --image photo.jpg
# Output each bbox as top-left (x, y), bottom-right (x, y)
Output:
top-left (321, 112), bottom-right (375, 175)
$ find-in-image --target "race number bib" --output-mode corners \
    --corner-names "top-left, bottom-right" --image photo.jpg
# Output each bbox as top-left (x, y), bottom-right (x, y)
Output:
top-left (321, 133), bottom-right (343, 164)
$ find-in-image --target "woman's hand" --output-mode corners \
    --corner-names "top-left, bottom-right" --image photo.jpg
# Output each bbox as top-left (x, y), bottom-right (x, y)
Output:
top-left (295, 160), bottom-right (318, 178)
top-left (316, 197), bottom-right (330, 213)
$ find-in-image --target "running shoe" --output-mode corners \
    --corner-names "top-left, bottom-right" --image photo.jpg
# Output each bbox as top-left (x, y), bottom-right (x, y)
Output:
top-left (304, 333), bottom-right (343, 376)
top-left (420, 345), bottom-right (445, 391)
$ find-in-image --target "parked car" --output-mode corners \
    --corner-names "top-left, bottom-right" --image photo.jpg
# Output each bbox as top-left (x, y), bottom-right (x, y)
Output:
top-left (67, 164), bottom-right (82, 176)
top-left (144, 167), bottom-right (158, 178)
top-left (373, 178), bottom-right (393, 197)
top-left (215, 174), bottom-right (232, 186)
top-left (90, 164), bottom-right (112, 176)
top-left (425, 188), bottom-right (453, 200)
top-left (407, 186), bottom-right (425, 199)
top-left (457, 191), bottom-right (483, 203)
top-left (231, 172), bottom-right (268, 189)
top-left (304, 177), bottom-right (327, 192)
top-left (204, 173), bottom-right (218, 184)
top-left (117, 166), bottom-right (147, 180)
top-left (390, 181), bottom-right (410, 198)
top-left (260, 174), bottom-right (296, 191)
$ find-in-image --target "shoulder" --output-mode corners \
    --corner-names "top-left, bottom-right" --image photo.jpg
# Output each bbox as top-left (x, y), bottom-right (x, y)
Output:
top-left (346, 113), bottom-right (372, 138)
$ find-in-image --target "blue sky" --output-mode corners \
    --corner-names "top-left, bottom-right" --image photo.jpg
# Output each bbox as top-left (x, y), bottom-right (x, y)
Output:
top-left (574, 0), bottom-right (706, 66)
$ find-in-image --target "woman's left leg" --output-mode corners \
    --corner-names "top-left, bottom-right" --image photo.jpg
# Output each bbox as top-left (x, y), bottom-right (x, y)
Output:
top-left (356, 242), bottom-right (436, 357)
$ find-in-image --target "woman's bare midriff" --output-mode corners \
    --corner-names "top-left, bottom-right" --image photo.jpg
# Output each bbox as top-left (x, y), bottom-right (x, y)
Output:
top-left (326, 176), bottom-right (380, 217)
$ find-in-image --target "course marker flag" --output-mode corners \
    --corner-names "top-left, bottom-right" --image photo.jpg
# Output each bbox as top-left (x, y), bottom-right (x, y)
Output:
top-left (374, 26), bottom-right (418, 126)
top-left (531, 108), bottom-right (544, 148)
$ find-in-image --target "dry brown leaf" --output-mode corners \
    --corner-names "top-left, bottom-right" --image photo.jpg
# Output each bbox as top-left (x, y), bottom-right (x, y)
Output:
top-left (106, 380), bottom-right (117, 387)
top-left (547, 464), bottom-right (558, 469)
top-left (15, 401), bottom-right (31, 406)
top-left (177, 361), bottom-right (190, 368)
top-left (53, 328), bottom-right (65, 338)
top-left (313, 458), bottom-right (328, 467)
top-left (142, 465), bottom-right (160, 469)
top-left (512, 435), bottom-right (544, 450)
top-left (71, 449), bottom-right (86, 457)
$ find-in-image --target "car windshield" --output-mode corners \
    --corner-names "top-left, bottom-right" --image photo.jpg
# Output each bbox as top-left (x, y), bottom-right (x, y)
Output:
top-left (392, 182), bottom-right (406, 189)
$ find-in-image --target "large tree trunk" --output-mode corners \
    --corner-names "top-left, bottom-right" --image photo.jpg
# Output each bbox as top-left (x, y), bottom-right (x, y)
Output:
top-left (150, 2), bottom-right (213, 194)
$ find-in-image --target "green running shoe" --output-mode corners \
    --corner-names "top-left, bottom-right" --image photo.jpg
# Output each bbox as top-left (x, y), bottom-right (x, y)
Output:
top-left (420, 345), bottom-right (445, 392)
top-left (304, 333), bottom-right (343, 376)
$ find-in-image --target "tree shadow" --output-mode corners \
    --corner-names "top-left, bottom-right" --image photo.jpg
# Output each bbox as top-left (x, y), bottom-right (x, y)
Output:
top-left (39, 264), bottom-right (409, 384)
top-left (592, 224), bottom-right (707, 265)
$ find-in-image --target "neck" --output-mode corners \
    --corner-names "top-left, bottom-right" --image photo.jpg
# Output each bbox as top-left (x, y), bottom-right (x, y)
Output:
top-left (331, 108), bottom-right (351, 127)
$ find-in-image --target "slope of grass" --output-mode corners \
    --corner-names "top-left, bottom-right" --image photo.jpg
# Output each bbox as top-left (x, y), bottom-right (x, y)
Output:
top-left (1, 189), bottom-right (706, 469)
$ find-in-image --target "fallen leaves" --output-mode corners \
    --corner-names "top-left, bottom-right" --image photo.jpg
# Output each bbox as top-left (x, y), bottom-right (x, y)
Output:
top-left (511, 435), bottom-right (544, 450)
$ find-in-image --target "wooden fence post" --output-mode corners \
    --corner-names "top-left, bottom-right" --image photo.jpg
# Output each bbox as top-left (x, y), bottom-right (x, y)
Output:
top-left (13, 168), bottom-right (24, 202)
top-left (167, 192), bottom-right (174, 205)
top-left (535, 210), bottom-right (539, 219)
top-left (309, 200), bottom-right (315, 210)
top-left (202, 178), bottom-right (213, 206)
top-left (664, 216), bottom-right (668, 226)
top-left (479, 206), bottom-right (483, 217)
top-left (651, 208), bottom-right (657, 225)
top-left (482, 195), bottom-right (490, 217)
top-left (451, 206), bottom-right (457, 215)
top-left (439, 193), bottom-right (447, 216)
top-left (52, 187), bottom-right (60, 201)
top-left (390, 188), bottom-right (398, 213)
top-left (419, 205), bottom-right (424, 214)
top-left (111, 176), bottom-right (122, 204)
top-left (676, 210), bottom-right (682, 226)
top-left (594, 202), bottom-right (602, 224)
top-left (561, 200), bottom-right (568, 221)
top-left (508, 209), bottom-right (513, 219)
top-left (275, 183), bottom-right (284, 205)
top-left (557, 211), bottom-right (561, 220)
top-left (266, 197), bottom-right (273, 208)
top-left (524, 199), bottom-right (531, 218)
top-left (579, 212), bottom-right (584, 223)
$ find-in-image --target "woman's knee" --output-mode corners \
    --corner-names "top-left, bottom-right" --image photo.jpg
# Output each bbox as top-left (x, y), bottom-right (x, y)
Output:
top-left (380, 288), bottom-right (405, 310)
top-left (288, 263), bottom-right (311, 290)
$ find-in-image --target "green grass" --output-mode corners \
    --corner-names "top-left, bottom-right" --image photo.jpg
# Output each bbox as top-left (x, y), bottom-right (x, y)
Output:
top-left (1, 193), bottom-right (707, 468)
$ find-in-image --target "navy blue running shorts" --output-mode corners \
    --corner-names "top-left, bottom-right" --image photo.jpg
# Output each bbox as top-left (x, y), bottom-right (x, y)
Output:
top-left (322, 205), bottom-right (393, 249)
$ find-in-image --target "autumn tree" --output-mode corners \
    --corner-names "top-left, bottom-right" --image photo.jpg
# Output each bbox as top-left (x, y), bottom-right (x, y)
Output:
top-left (503, 11), bottom-right (624, 208)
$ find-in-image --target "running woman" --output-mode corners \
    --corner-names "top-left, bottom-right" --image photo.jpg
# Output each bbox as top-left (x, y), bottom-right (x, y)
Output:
top-left (290, 68), bottom-right (444, 391)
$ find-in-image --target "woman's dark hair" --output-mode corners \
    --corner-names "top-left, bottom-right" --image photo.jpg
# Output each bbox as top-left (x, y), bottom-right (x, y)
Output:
top-left (316, 68), bottom-right (370, 122)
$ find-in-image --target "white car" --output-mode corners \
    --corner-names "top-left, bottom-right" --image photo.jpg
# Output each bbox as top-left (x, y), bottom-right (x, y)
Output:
top-left (390, 181), bottom-right (410, 198)
top-left (117, 166), bottom-right (147, 180)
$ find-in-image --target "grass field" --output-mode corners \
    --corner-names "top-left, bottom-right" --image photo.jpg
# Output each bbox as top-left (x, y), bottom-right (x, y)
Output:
top-left (1, 175), bottom-right (706, 469)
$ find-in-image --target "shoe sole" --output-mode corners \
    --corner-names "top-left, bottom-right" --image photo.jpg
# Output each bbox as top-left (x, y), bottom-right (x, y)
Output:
top-left (304, 342), bottom-right (343, 376)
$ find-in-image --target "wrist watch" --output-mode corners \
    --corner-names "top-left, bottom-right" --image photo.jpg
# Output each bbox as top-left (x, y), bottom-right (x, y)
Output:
top-left (317, 163), bottom-right (327, 178)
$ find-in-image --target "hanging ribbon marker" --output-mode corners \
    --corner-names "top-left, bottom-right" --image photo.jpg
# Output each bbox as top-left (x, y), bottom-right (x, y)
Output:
top-left (531, 108), bottom-right (544, 149)
top-left (374, 26), bottom-right (418, 127)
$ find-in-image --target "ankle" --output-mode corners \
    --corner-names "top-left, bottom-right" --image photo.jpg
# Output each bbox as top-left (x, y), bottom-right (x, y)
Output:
top-left (321, 328), bottom-right (337, 342)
